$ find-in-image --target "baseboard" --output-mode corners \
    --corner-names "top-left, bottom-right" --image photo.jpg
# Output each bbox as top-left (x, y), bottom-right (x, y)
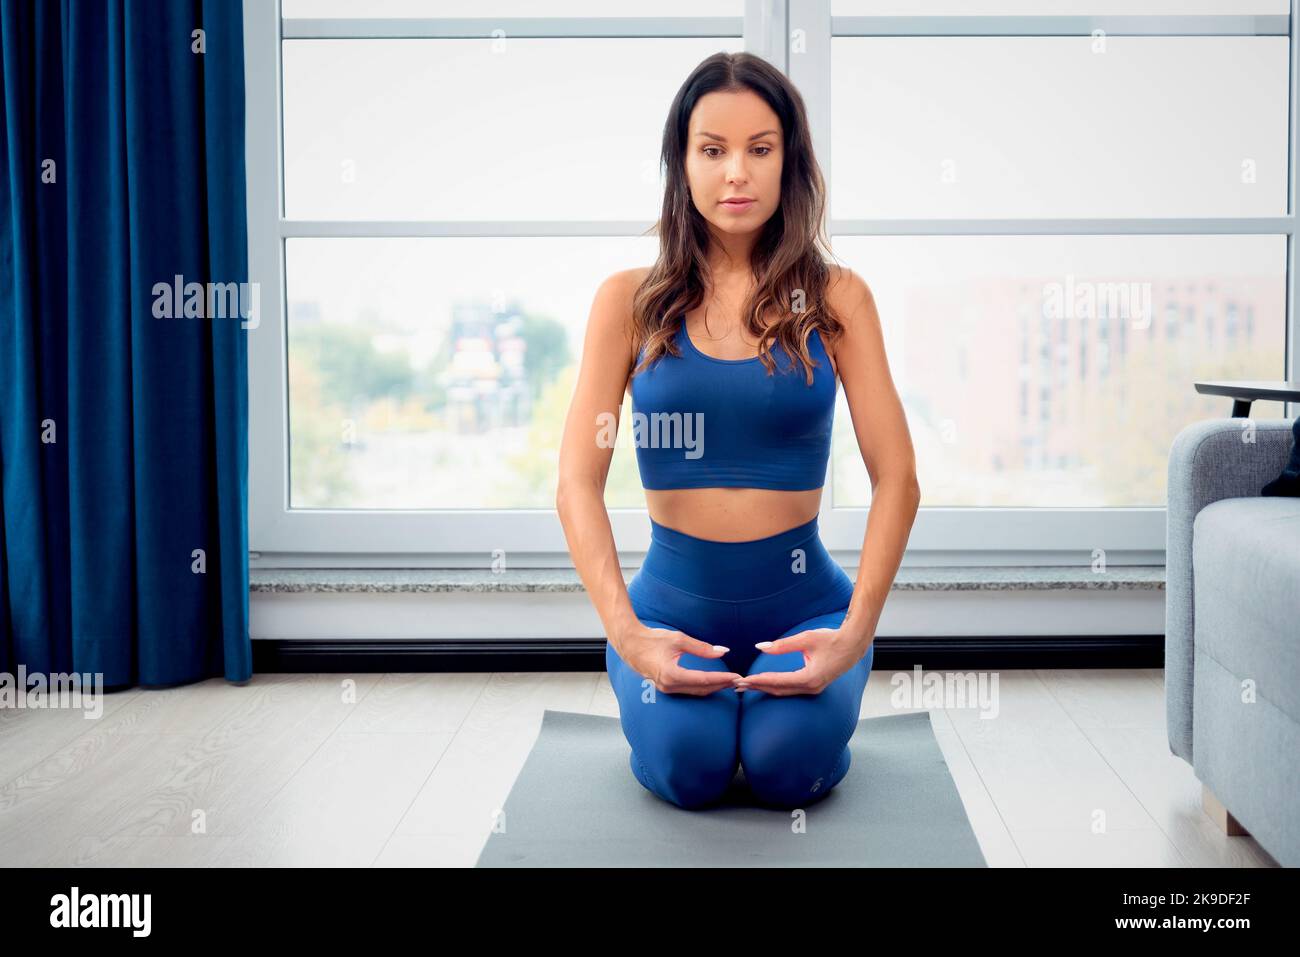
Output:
top-left (251, 635), bottom-right (1164, 672)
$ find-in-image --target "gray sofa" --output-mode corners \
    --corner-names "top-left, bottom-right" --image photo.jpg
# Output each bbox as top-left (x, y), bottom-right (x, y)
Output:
top-left (1166, 417), bottom-right (1300, 866)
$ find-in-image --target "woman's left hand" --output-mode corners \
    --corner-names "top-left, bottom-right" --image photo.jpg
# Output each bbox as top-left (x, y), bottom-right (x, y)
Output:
top-left (734, 624), bottom-right (873, 696)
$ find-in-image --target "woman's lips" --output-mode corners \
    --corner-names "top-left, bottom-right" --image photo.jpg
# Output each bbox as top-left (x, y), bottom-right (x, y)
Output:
top-left (720, 199), bottom-right (756, 212)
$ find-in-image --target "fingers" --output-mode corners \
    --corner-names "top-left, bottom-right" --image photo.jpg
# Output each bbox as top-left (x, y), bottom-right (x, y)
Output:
top-left (675, 635), bottom-right (731, 659)
top-left (736, 668), bottom-right (822, 696)
top-left (662, 664), bottom-right (744, 696)
top-left (754, 629), bottom-right (814, 656)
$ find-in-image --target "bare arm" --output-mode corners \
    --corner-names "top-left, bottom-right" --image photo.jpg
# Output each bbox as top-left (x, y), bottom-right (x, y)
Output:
top-left (555, 271), bottom-right (642, 649)
top-left (829, 267), bottom-right (922, 646)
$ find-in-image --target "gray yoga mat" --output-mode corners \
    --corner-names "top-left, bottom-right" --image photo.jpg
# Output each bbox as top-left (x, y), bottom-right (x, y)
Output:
top-left (476, 708), bottom-right (987, 867)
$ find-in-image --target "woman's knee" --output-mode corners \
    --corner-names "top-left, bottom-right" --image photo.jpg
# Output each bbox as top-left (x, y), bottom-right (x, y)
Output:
top-left (745, 744), bottom-right (850, 809)
top-left (636, 726), bottom-right (740, 809)
top-left (740, 714), bottom-right (843, 807)
top-left (738, 683), bottom-right (859, 808)
top-left (609, 646), bottom-right (741, 809)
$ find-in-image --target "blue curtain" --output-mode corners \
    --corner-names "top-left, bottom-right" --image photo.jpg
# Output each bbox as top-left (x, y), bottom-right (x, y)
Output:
top-left (0, 0), bottom-right (251, 687)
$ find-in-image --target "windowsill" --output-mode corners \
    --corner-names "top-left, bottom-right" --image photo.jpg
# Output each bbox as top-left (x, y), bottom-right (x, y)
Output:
top-left (250, 565), bottom-right (1166, 594)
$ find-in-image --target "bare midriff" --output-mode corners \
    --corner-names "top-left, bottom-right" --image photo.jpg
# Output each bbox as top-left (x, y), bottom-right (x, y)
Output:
top-left (641, 487), bottom-right (822, 542)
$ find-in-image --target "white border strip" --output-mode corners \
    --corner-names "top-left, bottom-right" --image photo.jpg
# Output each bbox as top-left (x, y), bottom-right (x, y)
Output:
top-left (277, 15), bottom-right (1286, 40)
top-left (282, 17), bottom-right (744, 39)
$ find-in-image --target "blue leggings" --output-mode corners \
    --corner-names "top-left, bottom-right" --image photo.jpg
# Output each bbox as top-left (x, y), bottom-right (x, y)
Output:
top-left (606, 515), bottom-right (874, 810)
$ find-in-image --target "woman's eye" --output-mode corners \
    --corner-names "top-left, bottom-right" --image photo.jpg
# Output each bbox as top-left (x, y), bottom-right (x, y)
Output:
top-left (702, 145), bottom-right (772, 157)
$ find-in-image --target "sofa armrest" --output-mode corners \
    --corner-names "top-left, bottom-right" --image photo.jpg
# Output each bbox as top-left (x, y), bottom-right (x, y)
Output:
top-left (1165, 417), bottom-right (1296, 763)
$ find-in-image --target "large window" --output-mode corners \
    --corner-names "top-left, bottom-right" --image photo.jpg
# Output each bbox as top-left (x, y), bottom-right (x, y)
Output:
top-left (247, 0), bottom-right (1296, 560)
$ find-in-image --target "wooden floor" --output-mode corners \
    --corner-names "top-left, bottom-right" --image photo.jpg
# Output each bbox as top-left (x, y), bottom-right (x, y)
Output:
top-left (0, 667), bottom-right (1281, 867)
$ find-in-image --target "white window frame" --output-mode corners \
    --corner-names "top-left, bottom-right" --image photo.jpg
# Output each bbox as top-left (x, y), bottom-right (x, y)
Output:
top-left (245, 0), bottom-right (1297, 566)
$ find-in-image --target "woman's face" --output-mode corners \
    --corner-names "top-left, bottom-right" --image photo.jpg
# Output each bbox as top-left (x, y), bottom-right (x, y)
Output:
top-left (684, 89), bottom-right (783, 237)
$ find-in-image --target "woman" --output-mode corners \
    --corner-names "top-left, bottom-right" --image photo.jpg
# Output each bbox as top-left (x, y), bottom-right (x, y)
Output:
top-left (556, 52), bottom-right (920, 811)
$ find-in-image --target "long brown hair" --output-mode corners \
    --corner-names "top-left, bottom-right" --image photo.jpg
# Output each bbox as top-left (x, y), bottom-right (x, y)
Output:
top-left (630, 51), bottom-right (844, 385)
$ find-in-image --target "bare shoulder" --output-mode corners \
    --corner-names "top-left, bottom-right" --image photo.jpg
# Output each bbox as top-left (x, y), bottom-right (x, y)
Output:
top-left (593, 267), bottom-right (652, 324)
top-left (821, 265), bottom-right (877, 377)
top-left (825, 264), bottom-right (874, 318)
top-left (585, 268), bottom-right (656, 385)
top-left (602, 265), bottom-right (653, 297)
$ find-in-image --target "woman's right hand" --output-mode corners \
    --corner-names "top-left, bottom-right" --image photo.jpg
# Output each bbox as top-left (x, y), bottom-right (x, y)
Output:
top-left (614, 620), bottom-right (744, 696)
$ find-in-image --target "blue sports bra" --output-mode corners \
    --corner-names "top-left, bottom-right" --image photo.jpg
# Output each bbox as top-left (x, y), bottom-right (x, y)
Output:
top-left (629, 320), bottom-right (836, 491)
